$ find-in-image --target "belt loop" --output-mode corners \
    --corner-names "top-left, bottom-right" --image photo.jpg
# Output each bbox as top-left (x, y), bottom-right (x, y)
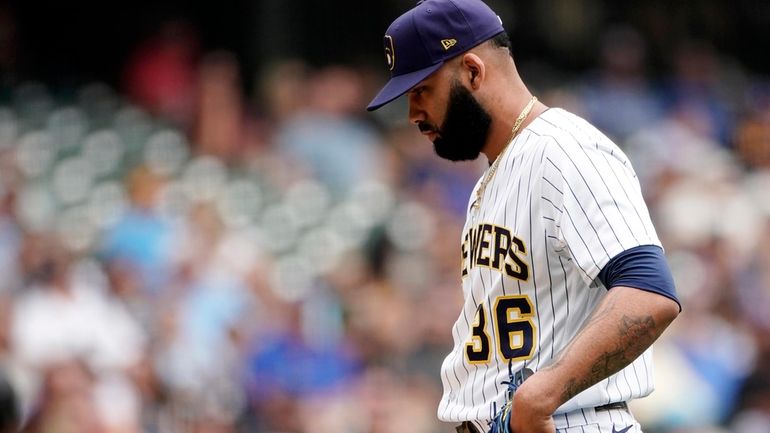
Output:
top-left (595, 401), bottom-right (629, 412)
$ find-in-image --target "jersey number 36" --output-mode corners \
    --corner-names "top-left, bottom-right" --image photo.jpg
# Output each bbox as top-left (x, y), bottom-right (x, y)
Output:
top-left (466, 295), bottom-right (536, 363)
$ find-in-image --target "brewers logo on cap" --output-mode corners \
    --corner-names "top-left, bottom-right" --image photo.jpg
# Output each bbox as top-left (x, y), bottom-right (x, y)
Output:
top-left (384, 35), bottom-right (395, 71)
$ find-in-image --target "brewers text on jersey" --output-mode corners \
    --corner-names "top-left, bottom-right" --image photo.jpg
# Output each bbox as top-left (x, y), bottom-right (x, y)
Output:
top-left (461, 223), bottom-right (529, 281)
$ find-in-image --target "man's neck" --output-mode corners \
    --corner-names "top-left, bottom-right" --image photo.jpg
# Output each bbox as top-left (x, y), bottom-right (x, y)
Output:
top-left (483, 97), bottom-right (548, 163)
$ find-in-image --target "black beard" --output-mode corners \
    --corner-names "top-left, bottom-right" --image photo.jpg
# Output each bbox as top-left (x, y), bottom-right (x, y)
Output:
top-left (424, 80), bottom-right (492, 162)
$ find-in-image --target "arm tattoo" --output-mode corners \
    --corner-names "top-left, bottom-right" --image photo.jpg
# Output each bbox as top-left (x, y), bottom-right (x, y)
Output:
top-left (562, 316), bottom-right (659, 401)
top-left (559, 314), bottom-right (657, 402)
top-left (544, 296), bottom-right (619, 372)
top-left (542, 291), bottom-right (662, 404)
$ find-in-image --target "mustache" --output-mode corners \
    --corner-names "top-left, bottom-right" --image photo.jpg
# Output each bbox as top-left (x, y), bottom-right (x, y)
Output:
top-left (418, 122), bottom-right (439, 134)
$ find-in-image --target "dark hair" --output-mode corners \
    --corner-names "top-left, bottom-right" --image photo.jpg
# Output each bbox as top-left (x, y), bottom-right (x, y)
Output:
top-left (489, 31), bottom-right (514, 59)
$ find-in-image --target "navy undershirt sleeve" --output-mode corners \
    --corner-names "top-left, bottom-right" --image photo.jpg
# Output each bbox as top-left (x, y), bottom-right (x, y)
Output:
top-left (598, 245), bottom-right (681, 311)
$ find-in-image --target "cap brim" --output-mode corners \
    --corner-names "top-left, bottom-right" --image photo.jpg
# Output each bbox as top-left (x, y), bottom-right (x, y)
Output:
top-left (366, 62), bottom-right (444, 111)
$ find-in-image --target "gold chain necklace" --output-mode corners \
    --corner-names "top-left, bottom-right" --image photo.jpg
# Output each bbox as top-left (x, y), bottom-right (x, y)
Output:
top-left (471, 96), bottom-right (537, 211)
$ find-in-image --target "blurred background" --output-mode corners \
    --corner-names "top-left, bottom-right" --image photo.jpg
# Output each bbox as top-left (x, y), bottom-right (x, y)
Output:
top-left (0, 0), bottom-right (769, 432)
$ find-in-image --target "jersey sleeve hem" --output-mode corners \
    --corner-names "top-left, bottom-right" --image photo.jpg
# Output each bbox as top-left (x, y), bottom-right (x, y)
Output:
top-left (598, 244), bottom-right (681, 311)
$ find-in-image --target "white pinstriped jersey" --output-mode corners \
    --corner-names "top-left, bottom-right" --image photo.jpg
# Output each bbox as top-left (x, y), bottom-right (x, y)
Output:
top-left (438, 108), bottom-right (661, 428)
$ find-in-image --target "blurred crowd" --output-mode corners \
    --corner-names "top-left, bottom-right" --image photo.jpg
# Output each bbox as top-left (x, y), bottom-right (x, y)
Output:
top-left (0, 18), bottom-right (769, 433)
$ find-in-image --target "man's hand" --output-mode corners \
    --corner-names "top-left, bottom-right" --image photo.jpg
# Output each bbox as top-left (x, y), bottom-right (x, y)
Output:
top-left (508, 374), bottom-right (557, 433)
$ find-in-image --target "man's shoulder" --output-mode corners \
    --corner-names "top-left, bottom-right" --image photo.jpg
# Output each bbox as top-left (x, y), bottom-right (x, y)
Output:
top-left (530, 108), bottom-right (627, 159)
top-left (529, 108), bottom-right (602, 142)
top-left (517, 108), bottom-right (636, 184)
top-left (515, 109), bottom-right (581, 162)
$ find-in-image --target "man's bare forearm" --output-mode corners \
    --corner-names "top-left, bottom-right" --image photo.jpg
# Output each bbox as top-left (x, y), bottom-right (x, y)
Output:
top-left (514, 286), bottom-right (680, 414)
top-left (559, 310), bottom-right (658, 402)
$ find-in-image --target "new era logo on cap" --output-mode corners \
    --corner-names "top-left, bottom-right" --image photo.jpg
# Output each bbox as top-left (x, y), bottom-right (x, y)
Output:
top-left (441, 39), bottom-right (457, 50)
top-left (367, 0), bottom-right (505, 111)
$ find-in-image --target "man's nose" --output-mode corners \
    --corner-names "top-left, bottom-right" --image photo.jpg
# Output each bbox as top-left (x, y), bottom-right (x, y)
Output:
top-left (407, 94), bottom-right (425, 125)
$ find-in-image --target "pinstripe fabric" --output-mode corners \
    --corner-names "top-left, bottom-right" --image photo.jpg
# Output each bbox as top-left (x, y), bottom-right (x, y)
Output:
top-left (438, 108), bottom-right (660, 427)
top-left (553, 406), bottom-right (643, 432)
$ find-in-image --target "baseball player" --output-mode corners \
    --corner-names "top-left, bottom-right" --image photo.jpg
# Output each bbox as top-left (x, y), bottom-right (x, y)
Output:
top-left (366, 1), bottom-right (682, 433)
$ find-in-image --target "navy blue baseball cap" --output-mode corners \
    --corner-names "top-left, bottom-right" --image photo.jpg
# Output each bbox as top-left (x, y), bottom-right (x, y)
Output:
top-left (366, 0), bottom-right (505, 111)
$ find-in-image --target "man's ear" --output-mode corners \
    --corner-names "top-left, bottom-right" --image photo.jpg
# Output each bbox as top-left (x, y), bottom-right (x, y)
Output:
top-left (461, 53), bottom-right (485, 90)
